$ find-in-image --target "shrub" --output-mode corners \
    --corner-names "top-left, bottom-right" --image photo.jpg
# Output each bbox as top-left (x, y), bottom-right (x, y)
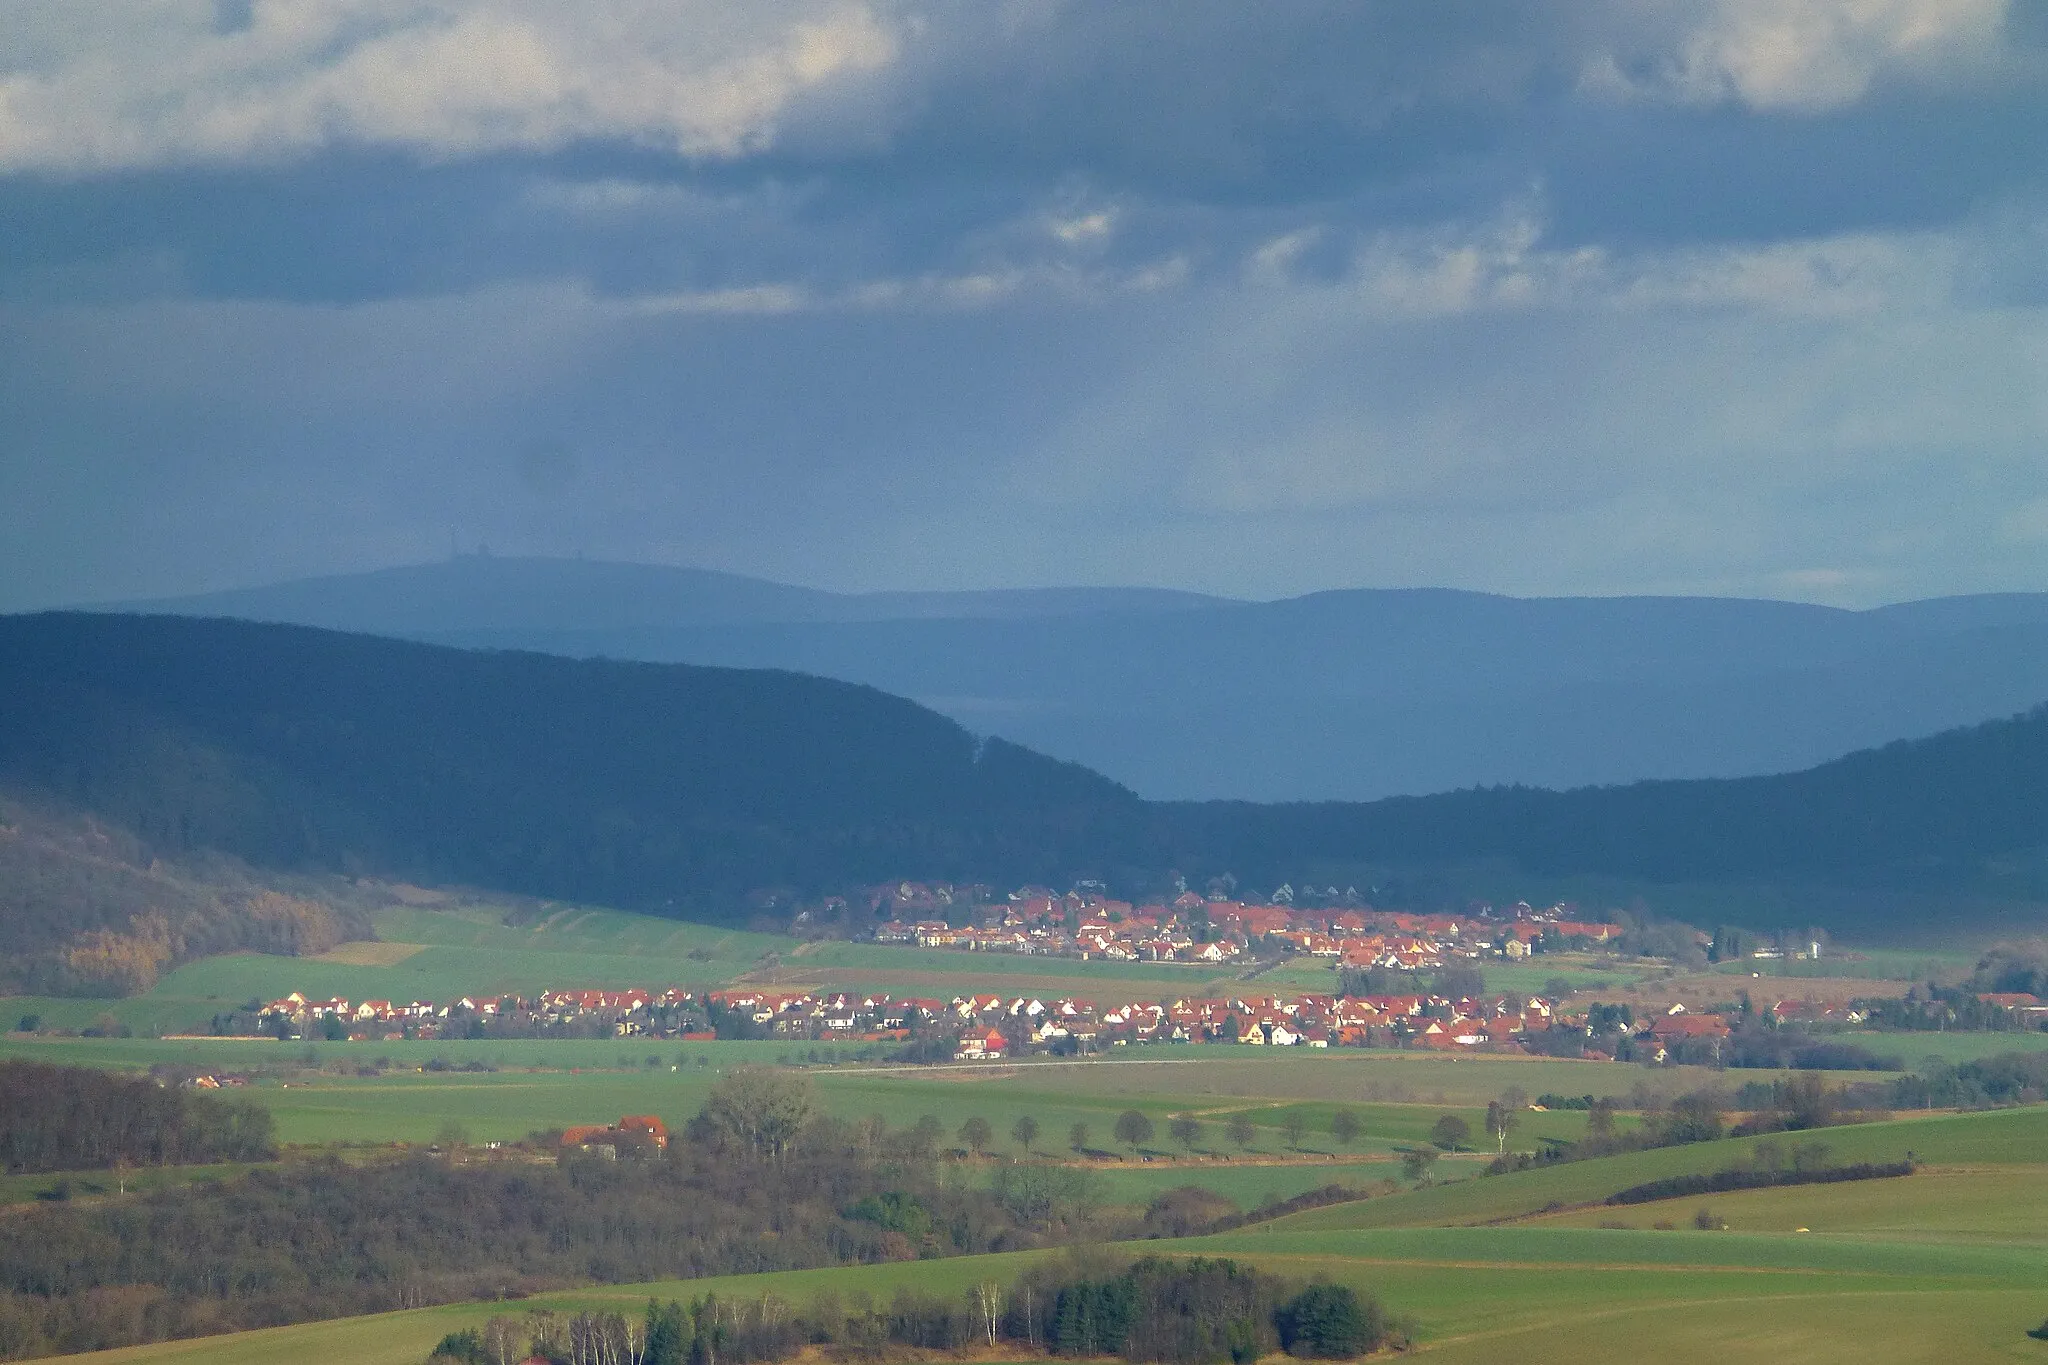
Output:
top-left (426, 1329), bottom-right (489, 1365)
top-left (1277, 1283), bottom-right (1384, 1358)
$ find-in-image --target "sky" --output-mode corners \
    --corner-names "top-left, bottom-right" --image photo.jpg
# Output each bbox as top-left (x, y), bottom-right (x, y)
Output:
top-left (4, 0), bottom-right (2048, 612)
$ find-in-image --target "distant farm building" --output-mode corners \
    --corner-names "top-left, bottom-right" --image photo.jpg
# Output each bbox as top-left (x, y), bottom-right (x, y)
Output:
top-left (560, 1115), bottom-right (670, 1157)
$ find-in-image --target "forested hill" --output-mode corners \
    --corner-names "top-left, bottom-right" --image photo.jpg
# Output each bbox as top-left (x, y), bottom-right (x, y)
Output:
top-left (1167, 701), bottom-right (2048, 896)
top-left (100, 556), bottom-right (2048, 804)
top-left (3, 613), bottom-right (2047, 932)
top-left (0, 613), bottom-right (1144, 915)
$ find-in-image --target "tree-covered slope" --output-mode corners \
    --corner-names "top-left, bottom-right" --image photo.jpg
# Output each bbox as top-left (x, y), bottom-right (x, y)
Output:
top-left (0, 613), bottom-right (1144, 916)
top-left (0, 794), bottom-right (378, 995)
top-left (102, 556), bottom-right (2048, 804)
top-left (1169, 702), bottom-right (2048, 893)
top-left (4, 613), bottom-right (2048, 936)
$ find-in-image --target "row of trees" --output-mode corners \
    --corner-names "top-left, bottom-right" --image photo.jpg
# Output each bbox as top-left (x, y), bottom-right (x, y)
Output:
top-left (428, 1255), bottom-right (1405, 1365)
top-left (913, 1106), bottom-right (1376, 1160)
top-left (0, 1061), bottom-right (275, 1173)
top-left (1097, 1107), bottom-right (1371, 1157)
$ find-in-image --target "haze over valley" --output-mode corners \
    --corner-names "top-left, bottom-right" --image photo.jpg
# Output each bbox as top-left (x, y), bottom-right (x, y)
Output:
top-left (9, 4), bottom-right (2048, 1363)
top-left (104, 556), bottom-right (2048, 801)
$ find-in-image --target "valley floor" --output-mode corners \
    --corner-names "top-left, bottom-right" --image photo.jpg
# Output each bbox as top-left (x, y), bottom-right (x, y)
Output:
top-left (9, 904), bottom-right (2048, 1363)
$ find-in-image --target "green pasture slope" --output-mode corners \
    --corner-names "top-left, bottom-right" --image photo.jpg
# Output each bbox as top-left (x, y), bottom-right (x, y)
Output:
top-left (1246, 1104), bottom-right (2048, 1233)
top-left (1533, 1163), bottom-right (2048, 1239)
top-left (60, 1106), bottom-right (2048, 1365)
top-left (1835, 1028), bottom-right (2048, 1064)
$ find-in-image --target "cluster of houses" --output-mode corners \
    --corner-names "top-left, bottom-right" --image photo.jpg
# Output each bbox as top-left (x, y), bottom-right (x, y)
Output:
top-left (868, 885), bottom-right (1621, 969)
top-left (254, 987), bottom-right (717, 1041)
top-left (717, 986), bottom-right (1585, 1055)
top-left (1974, 991), bottom-right (2048, 1023)
top-left (256, 985), bottom-right (1582, 1054)
top-left (247, 982), bottom-right (1822, 1064)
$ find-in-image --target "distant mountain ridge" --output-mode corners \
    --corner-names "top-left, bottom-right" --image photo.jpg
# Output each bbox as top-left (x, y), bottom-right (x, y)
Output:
top-left (93, 557), bottom-right (2048, 802)
top-left (100, 555), bottom-right (1229, 630)
top-left (3, 613), bottom-right (2047, 947)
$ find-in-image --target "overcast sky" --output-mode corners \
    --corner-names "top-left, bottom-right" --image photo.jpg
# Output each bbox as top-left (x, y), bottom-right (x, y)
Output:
top-left (5, 0), bottom-right (2048, 611)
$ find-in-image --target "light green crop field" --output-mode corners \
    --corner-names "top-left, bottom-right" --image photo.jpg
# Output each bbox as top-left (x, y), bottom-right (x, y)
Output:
top-left (4, 1053), bottom-right (1611, 1155)
top-left (1530, 1164), bottom-right (2048, 1240)
top-left (1706, 947), bottom-right (1981, 982)
top-left (0, 1032), bottom-right (1620, 1160)
top-left (1838, 1028), bottom-right (2048, 1063)
top-left (0, 1033), bottom-right (825, 1073)
top-left (1248, 1105), bottom-right (2048, 1233)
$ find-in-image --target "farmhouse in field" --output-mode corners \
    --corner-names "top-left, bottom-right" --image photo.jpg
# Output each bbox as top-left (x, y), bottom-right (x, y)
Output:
top-left (560, 1115), bottom-right (669, 1157)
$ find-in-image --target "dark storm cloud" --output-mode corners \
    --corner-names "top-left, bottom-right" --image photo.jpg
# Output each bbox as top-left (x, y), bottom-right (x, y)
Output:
top-left (2, 1), bottom-right (2047, 610)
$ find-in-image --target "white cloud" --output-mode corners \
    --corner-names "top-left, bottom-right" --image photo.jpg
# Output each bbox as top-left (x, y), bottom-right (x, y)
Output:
top-left (0, 0), bottom-right (899, 172)
top-left (1017, 210), bottom-right (2048, 594)
top-left (630, 283), bottom-right (812, 316)
top-left (1298, 207), bottom-right (1957, 324)
top-left (1049, 209), bottom-right (1115, 245)
top-left (1582, 0), bottom-right (2009, 111)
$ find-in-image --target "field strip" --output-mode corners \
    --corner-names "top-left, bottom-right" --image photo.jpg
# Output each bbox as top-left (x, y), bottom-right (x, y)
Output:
top-left (1215, 1250), bottom-right (1920, 1277)
top-left (309, 942), bottom-right (430, 967)
top-left (1408, 1286), bottom-right (2011, 1355)
top-left (812, 1053), bottom-right (1572, 1077)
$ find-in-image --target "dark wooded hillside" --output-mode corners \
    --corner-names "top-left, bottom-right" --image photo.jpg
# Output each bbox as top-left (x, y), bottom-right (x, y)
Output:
top-left (1168, 700), bottom-right (2048, 894)
top-left (0, 613), bottom-right (1146, 920)
top-left (4, 612), bottom-right (2048, 939)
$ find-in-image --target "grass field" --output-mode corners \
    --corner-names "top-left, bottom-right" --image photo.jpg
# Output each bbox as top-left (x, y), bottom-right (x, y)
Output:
top-left (0, 1036), bottom-right (1686, 1154)
top-left (1835, 1028), bottom-right (2048, 1063)
top-left (1530, 1163), bottom-right (2048, 1240)
top-left (1706, 947), bottom-right (1981, 982)
top-left (1246, 1105), bottom-right (2048, 1233)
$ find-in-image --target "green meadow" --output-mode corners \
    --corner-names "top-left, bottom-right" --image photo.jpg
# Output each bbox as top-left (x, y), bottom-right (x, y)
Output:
top-left (1531, 1163), bottom-right (2048, 1240)
top-left (0, 1033), bottom-right (1667, 1153)
top-left (1248, 1105), bottom-right (2048, 1233)
top-left (1836, 1028), bottom-right (2048, 1064)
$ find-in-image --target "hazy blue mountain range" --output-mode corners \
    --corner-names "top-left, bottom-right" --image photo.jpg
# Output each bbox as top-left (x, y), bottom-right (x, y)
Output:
top-left (100, 556), bottom-right (1227, 630)
top-left (100, 557), bottom-right (2048, 802)
top-left (4, 613), bottom-right (2047, 946)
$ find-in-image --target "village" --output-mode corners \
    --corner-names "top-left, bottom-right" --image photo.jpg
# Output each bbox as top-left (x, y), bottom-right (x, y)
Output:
top-left (252, 983), bottom-right (1606, 1056)
top-left (233, 888), bottom-right (2048, 1063)
top-left (861, 883), bottom-right (1624, 967)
